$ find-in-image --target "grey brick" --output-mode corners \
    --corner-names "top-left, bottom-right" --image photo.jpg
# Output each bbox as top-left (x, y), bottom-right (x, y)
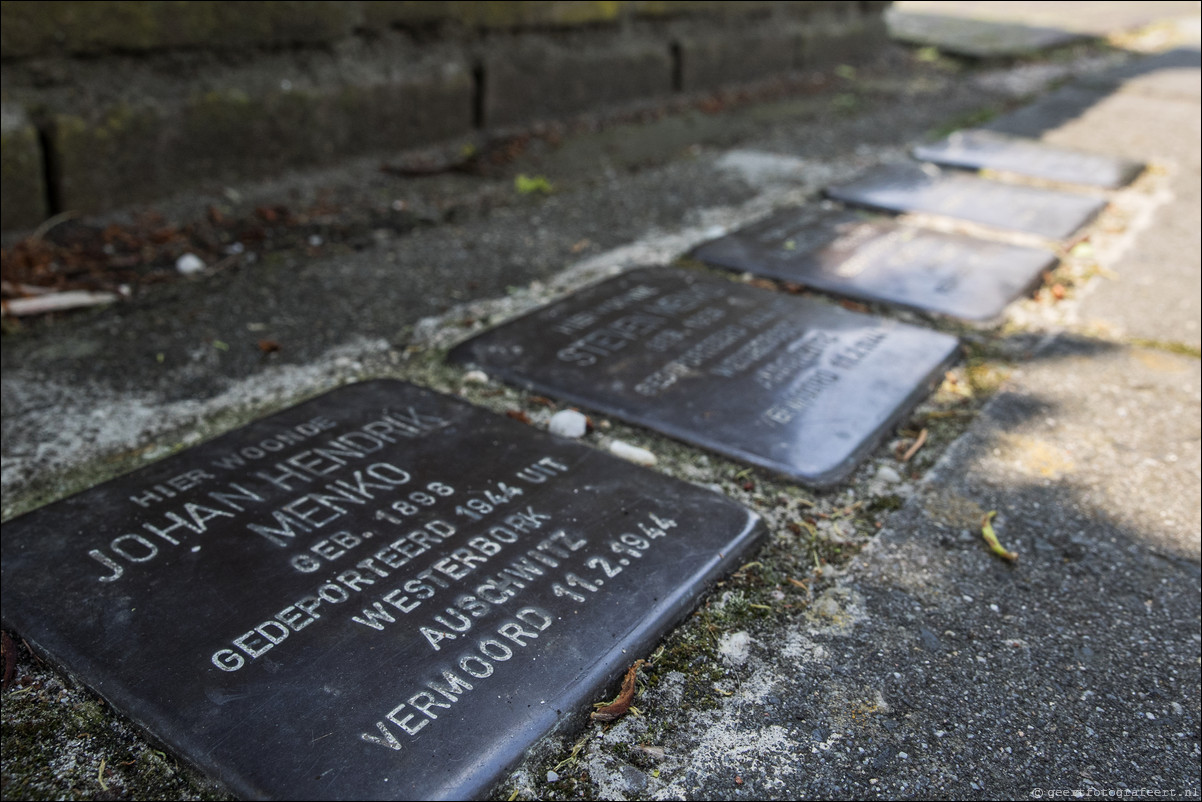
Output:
top-left (48, 65), bottom-right (473, 214)
top-left (1, 104), bottom-right (48, 231)
top-left (676, 28), bottom-right (799, 92)
top-left (482, 37), bottom-right (673, 128)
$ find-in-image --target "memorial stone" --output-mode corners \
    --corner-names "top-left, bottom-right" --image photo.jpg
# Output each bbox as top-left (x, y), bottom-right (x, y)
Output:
top-left (693, 207), bottom-right (1057, 321)
top-left (449, 267), bottom-right (960, 487)
top-left (914, 129), bottom-right (1143, 189)
top-left (825, 162), bottom-right (1106, 240)
top-left (1, 380), bottom-right (764, 800)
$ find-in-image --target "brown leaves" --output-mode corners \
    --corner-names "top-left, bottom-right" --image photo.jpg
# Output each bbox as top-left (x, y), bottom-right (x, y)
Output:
top-left (591, 659), bottom-right (645, 722)
top-left (0, 200), bottom-right (334, 317)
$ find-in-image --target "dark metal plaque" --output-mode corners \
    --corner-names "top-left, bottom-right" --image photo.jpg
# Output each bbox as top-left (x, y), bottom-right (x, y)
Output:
top-left (1, 380), bottom-right (763, 800)
top-left (825, 162), bottom-right (1106, 240)
top-left (449, 267), bottom-right (959, 487)
top-left (914, 129), bottom-right (1143, 189)
top-left (693, 207), bottom-right (1057, 321)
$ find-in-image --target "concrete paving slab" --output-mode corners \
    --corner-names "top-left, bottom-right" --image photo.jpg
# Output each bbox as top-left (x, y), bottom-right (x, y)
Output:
top-left (1078, 46), bottom-right (1202, 99)
top-left (1080, 162), bottom-right (1202, 348)
top-left (982, 41), bottom-right (1202, 349)
top-left (887, 9), bottom-right (1090, 58)
top-left (893, 1), bottom-right (1202, 38)
top-left (793, 335), bottom-right (1202, 798)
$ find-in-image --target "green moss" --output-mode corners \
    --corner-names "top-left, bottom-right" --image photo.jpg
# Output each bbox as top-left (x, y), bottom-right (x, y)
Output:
top-left (457, 1), bottom-right (624, 29)
top-left (1128, 338), bottom-right (1202, 359)
top-left (868, 494), bottom-right (904, 513)
top-left (635, 1), bottom-right (774, 18)
top-left (2, 667), bottom-right (229, 800)
top-left (928, 106), bottom-right (1003, 139)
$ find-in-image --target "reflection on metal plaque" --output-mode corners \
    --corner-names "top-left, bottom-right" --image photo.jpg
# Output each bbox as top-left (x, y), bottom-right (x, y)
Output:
top-left (826, 162), bottom-right (1105, 240)
top-left (914, 129), bottom-right (1143, 189)
top-left (450, 267), bottom-right (959, 487)
top-left (1, 380), bottom-right (763, 800)
top-left (693, 207), bottom-right (1057, 321)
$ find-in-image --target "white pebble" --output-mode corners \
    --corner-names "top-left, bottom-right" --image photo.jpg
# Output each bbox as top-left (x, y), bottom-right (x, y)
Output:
top-left (546, 770), bottom-right (559, 783)
top-left (875, 465), bottom-right (901, 483)
top-left (548, 409), bottom-right (588, 438)
top-left (461, 370), bottom-right (489, 384)
top-left (175, 253), bottom-right (205, 275)
top-left (608, 439), bottom-right (657, 466)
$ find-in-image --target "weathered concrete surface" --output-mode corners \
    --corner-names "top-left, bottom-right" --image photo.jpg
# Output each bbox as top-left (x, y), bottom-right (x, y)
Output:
top-left (2, 3), bottom-right (1200, 800)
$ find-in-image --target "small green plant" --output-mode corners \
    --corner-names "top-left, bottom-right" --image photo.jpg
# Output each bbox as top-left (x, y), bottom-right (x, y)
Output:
top-left (515, 174), bottom-right (554, 195)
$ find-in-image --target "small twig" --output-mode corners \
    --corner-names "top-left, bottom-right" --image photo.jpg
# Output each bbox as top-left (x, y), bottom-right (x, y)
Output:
top-left (28, 210), bottom-right (80, 244)
top-left (1, 290), bottom-right (120, 317)
top-left (900, 428), bottom-right (928, 462)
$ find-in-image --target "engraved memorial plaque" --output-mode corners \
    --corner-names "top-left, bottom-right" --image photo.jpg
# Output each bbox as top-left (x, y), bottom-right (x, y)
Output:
top-left (449, 267), bottom-right (959, 487)
top-left (914, 129), bottom-right (1143, 189)
top-left (1, 380), bottom-right (763, 800)
top-left (825, 162), bottom-right (1106, 240)
top-left (693, 207), bottom-right (1057, 321)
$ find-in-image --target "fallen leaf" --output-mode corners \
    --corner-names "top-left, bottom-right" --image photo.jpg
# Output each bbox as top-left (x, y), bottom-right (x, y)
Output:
top-left (591, 659), bottom-right (645, 722)
top-left (981, 511), bottom-right (1018, 562)
top-left (506, 410), bottom-right (532, 424)
top-left (257, 339), bottom-right (281, 353)
top-left (515, 174), bottom-right (554, 195)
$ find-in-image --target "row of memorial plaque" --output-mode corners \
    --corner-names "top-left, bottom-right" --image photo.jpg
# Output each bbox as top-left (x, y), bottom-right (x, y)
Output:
top-left (0, 129), bottom-right (1139, 799)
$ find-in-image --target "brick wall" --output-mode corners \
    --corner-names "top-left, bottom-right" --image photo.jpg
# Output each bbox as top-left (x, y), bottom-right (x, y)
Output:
top-left (0, 1), bottom-right (891, 231)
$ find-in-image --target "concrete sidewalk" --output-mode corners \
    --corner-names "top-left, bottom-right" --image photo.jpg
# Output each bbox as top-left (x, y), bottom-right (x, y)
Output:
top-left (2, 4), bottom-right (1199, 800)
